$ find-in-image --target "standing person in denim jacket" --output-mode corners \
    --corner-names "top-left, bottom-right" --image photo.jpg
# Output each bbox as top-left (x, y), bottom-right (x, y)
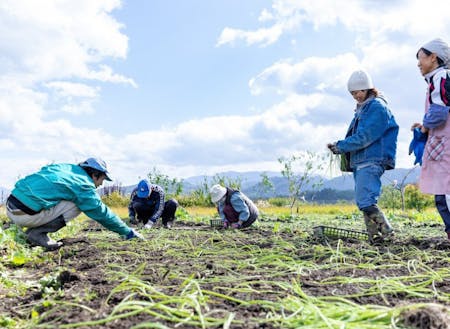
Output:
top-left (128, 179), bottom-right (178, 229)
top-left (209, 184), bottom-right (258, 229)
top-left (327, 69), bottom-right (399, 243)
top-left (412, 38), bottom-right (450, 239)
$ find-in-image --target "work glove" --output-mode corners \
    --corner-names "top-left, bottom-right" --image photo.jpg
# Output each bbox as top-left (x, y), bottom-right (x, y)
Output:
top-left (126, 228), bottom-right (145, 240)
top-left (129, 216), bottom-right (138, 225)
top-left (231, 222), bottom-right (242, 229)
top-left (408, 127), bottom-right (427, 166)
top-left (144, 221), bottom-right (154, 229)
top-left (327, 142), bottom-right (341, 155)
top-left (223, 220), bottom-right (230, 229)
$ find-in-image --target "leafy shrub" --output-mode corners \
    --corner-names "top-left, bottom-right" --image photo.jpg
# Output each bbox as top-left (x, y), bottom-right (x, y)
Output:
top-left (404, 184), bottom-right (434, 212)
top-left (177, 194), bottom-right (212, 207)
top-left (101, 191), bottom-right (129, 208)
top-left (267, 197), bottom-right (289, 207)
top-left (379, 185), bottom-right (402, 210)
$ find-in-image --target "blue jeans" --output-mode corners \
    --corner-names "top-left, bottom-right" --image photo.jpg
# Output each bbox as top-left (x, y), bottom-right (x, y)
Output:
top-left (353, 164), bottom-right (384, 210)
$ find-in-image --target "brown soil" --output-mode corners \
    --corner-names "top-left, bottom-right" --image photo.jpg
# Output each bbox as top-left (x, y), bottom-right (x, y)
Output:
top-left (1, 220), bottom-right (450, 328)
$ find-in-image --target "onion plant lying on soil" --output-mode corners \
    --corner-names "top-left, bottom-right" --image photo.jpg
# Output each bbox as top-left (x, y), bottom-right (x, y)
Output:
top-left (1, 206), bottom-right (450, 329)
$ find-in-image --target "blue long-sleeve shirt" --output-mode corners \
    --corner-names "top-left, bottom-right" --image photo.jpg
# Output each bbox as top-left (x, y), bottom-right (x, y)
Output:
top-left (218, 190), bottom-right (258, 222)
top-left (11, 163), bottom-right (131, 237)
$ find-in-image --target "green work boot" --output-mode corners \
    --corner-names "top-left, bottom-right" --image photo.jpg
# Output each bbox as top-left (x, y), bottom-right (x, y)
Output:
top-left (26, 216), bottom-right (66, 251)
top-left (363, 213), bottom-right (380, 244)
top-left (368, 209), bottom-right (394, 237)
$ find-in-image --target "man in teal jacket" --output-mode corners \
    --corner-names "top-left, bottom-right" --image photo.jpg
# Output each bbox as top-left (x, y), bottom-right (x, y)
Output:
top-left (6, 157), bottom-right (143, 250)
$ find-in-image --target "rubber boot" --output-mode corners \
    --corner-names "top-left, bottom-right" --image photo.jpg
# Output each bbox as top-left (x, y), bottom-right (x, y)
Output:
top-left (163, 220), bottom-right (174, 229)
top-left (26, 215), bottom-right (66, 251)
top-left (368, 208), bottom-right (394, 237)
top-left (363, 212), bottom-right (380, 244)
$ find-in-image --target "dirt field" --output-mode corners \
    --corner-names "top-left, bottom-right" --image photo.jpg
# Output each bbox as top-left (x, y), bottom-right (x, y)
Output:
top-left (2, 219), bottom-right (450, 328)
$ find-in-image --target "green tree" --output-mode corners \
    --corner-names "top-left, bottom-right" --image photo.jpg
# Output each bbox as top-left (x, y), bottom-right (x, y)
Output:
top-left (147, 167), bottom-right (183, 197)
top-left (382, 167), bottom-right (417, 211)
top-left (189, 176), bottom-right (211, 206)
top-left (278, 151), bottom-right (325, 214)
top-left (257, 172), bottom-right (274, 198)
top-left (211, 174), bottom-right (242, 190)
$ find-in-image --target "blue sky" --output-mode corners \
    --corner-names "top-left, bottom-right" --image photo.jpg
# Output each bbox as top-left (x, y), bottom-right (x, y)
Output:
top-left (1, 0), bottom-right (450, 189)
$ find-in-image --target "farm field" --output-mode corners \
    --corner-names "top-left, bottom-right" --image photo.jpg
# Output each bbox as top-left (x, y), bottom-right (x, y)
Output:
top-left (1, 204), bottom-right (450, 329)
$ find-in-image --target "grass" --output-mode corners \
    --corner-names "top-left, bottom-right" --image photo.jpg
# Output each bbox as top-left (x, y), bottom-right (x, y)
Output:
top-left (1, 204), bottom-right (450, 328)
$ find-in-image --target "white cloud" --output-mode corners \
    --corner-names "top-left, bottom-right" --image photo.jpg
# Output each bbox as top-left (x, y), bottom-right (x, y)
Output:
top-left (0, 0), bottom-right (136, 188)
top-left (216, 25), bottom-right (285, 47)
top-left (1, 0), bottom-right (449, 191)
top-left (217, 0), bottom-right (450, 48)
top-left (249, 53), bottom-right (360, 96)
top-left (45, 81), bottom-right (99, 98)
top-left (0, 0), bottom-right (134, 83)
top-left (212, 0), bottom-right (450, 182)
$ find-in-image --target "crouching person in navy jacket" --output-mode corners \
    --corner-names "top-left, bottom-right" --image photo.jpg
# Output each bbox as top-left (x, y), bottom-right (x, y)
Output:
top-left (128, 179), bottom-right (178, 229)
top-left (209, 184), bottom-right (259, 229)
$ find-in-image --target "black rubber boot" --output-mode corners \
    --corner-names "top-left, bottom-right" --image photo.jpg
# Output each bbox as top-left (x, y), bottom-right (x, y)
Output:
top-left (26, 215), bottom-right (66, 251)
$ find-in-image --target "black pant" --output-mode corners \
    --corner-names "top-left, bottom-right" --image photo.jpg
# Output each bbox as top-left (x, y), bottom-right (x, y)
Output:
top-left (161, 199), bottom-right (178, 225)
top-left (134, 199), bottom-right (178, 225)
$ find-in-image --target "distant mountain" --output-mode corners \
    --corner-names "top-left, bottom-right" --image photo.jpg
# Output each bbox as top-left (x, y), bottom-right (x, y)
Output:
top-left (2, 167), bottom-right (421, 205)
top-left (112, 167), bottom-right (421, 200)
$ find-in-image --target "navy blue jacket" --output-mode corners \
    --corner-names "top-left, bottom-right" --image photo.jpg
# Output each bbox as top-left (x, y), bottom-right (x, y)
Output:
top-left (128, 184), bottom-right (165, 223)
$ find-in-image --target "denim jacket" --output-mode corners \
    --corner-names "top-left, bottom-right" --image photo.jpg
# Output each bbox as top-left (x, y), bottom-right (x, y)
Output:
top-left (336, 96), bottom-right (399, 170)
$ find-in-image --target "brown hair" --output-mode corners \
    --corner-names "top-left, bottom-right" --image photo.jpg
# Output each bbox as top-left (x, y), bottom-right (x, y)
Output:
top-left (367, 88), bottom-right (379, 98)
top-left (417, 48), bottom-right (445, 67)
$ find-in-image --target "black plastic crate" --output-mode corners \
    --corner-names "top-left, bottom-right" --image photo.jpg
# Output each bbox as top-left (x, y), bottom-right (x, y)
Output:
top-left (313, 225), bottom-right (368, 241)
top-left (210, 219), bottom-right (223, 228)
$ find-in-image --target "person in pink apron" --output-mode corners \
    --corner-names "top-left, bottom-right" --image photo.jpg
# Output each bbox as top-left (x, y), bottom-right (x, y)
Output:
top-left (412, 38), bottom-right (450, 239)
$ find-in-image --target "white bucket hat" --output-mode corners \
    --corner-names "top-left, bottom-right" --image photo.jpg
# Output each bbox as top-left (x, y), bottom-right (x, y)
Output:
top-left (347, 69), bottom-right (374, 92)
top-left (210, 184), bottom-right (227, 203)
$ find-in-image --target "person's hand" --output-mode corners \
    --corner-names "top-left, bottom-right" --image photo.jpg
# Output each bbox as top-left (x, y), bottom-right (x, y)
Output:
top-left (411, 122), bottom-right (422, 131)
top-left (327, 142), bottom-right (340, 154)
top-left (421, 126), bottom-right (429, 134)
top-left (144, 221), bottom-right (154, 229)
top-left (129, 216), bottom-right (138, 225)
top-left (126, 228), bottom-right (145, 240)
top-left (223, 220), bottom-right (230, 229)
top-left (231, 222), bottom-right (242, 229)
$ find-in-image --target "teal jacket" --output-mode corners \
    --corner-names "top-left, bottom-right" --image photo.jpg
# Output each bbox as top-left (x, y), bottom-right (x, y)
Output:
top-left (11, 163), bottom-right (131, 237)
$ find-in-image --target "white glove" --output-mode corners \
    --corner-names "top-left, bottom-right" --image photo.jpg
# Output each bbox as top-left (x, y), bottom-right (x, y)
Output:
top-left (144, 221), bottom-right (154, 229)
top-left (126, 228), bottom-right (145, 240)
